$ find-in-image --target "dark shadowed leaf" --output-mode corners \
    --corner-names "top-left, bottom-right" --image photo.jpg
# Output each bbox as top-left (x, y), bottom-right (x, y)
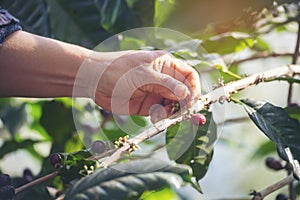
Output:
top-left (285, 106), bottom-right (300, 123)
top-left (40, 101), bottom-right (76, 152)
top-left (1, 0), bottom-right (51, 36)
top-left (129, 0), bottom-right (154, 27)
top-left (0, 139), bottom-right (40, 159)
top-left (242, 99), bottom-right (300, 161)
top-left (166, 111), bottom-right (217, 182)
top-left (64, 159), bottom-right (192, 200)
top-left (46, 0), bottom-right (111, 48)
top-left (0, 103), bottom-right (26, 136)
top-left (94, 0), bottom-right (140, 34)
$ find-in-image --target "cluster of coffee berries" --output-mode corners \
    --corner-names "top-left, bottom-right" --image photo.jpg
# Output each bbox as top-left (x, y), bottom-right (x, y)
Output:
top-left (0, 174), bottom-right (15, 200)
top-left (191, 113), bottom-right (207, 126)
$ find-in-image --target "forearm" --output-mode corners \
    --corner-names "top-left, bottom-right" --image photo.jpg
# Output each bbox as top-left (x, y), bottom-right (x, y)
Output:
top-left (0, 31), bottom-right (92, 98)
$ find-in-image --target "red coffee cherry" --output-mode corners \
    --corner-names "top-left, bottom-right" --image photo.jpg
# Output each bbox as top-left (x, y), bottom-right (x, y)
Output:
top-left (191, 113), bottom-right (207, 126)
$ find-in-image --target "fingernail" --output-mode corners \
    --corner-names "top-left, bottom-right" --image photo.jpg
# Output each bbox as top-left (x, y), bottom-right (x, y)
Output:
top-left (174, 84), bottom-right (189, 99)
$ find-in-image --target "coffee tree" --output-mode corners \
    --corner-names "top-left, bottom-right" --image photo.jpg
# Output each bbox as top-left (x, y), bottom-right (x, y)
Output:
top-left (0, 0), bottom-right (300, 199)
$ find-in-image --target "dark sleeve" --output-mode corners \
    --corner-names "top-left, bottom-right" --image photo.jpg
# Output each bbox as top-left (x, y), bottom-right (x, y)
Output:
top-left (0, 9), bottom-right (22, 46)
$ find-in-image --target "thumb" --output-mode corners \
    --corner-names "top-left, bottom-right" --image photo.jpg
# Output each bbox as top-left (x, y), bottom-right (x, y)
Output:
top-left (143, 71), bottom-right (190, 101)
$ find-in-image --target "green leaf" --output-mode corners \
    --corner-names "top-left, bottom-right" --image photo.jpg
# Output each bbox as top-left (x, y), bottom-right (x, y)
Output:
top-left (202, 32), bottom-right (255, 54)
top-left (129, 0), bottom-right (155, 27)
top-left (40, 101), bottom-right (77, 151)
top-left (285, 106), bottom-right (300, 123)
top-left (27, 102), bottom-right (51, 140)
top-left (154, 0), bottom-right (176, 27)
top-left (0, 103), bottom-right (26, 136)
top-left (55, 149), bottom-right (96, 183)
top-left (166, 111), bottom-right (216, 182)
top-left (46, 0), bottom-right (111, 48)
top-left (64, 159), bottom-right (192, 200)
top-left (94, 0), bottom-right (140, 33)
top-left (140, 187), bottom-right (179, 200)
top-left (242, 99), bottom-right (300, 161)
top-left (64, 133), bottom-right (84, 153)
top-left (251, 141), bottom-right (277, 159)
top-left (0, 139), bottom-right (40, 159)
top-left (252, 37), bottom-right (271, 52)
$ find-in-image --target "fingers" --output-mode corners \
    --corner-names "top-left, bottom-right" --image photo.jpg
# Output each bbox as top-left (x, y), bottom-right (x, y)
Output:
top-left (141, 71), bottom-right (190, 101)
top-left (149, 99), bottom-right (179, 123)
top-left (149, 104), bottom-right (168, 123)
top-left (152, 53), bottom-right (201, 106)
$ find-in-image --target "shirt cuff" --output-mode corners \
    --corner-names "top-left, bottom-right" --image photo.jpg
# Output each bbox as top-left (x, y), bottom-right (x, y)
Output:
top-left (0, 9), bottom-right (22, 46)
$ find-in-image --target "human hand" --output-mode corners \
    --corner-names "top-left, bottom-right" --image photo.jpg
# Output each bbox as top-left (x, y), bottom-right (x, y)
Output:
top-left (88, 50), bottom-right (200, 122)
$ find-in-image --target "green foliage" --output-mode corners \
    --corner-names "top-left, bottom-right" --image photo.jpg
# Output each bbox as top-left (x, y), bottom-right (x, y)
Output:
top-left (64, 159), bottom-right (193, 200)
top-left (57, 151), bottom-right (97, 183)
top-left (0, 100), bottom-right (26, 136)
top-left (154, 0), bottom-right (176, 27)
top-left (40, 101), bottom-right (77, 152)
top-left (0, 139), bottom-right (41, 159)
top-left (140, 187), bottom-right (179, 200)
top-left (166, 111), bottom-right (216, 183)
top-left (242, 99), bottom-right (300, 162)
top-left (201, 33), bottom-right (255, 55)
top-left (0, 0), bottom-right (50, 36)
top-left (285, 106), bottom-right (300, 123)
top-left (252, 141), bottom-right (277, 159)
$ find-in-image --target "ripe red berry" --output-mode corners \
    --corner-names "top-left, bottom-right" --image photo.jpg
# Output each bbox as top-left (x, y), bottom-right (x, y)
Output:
top-left (191, 113), bottom-right (206, 126)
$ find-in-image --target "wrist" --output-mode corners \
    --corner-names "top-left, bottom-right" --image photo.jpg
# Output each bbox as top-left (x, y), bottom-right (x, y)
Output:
top-left (73, 51), bottom-right (110, 100)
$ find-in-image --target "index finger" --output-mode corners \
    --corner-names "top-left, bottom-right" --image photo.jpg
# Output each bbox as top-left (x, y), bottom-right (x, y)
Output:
top-left (153, 53), bottom-right (201, 106)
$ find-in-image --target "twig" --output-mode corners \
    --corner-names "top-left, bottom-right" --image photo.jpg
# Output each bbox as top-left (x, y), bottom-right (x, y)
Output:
top-left (292, 26), bottom-right (300, 65)
top-left (233, 52), bottom-right (293, 65)
top-left (287, 21), bottom-right (300, 199)
top-left (287, 21), bottom-right (300, 106)
top-left (200, 52), bottom-right (295, 74)
top-left (99, 64), bottom-right (300, 168)
top-left (15, 171), bottom-right (59, 195)
top-left (252, 174), bottom-right (295, 200)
